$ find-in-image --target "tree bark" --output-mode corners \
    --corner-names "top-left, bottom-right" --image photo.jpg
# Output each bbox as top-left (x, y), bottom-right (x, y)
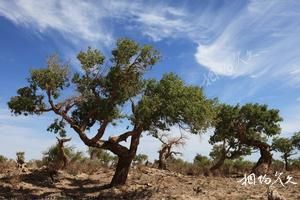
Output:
top-left (109, 128), bottom-right (142, 187)
top-left (158, 145), bottom-right (170, 170)
top-left (158, 154), bottom-right (167, 170)
top-left (284, 155), bottom-right (289, 171)
top-left (251, 144), bottom-right (272, 175)
top-left (110, 155), bottom-right (133, 187)
top-left (210, 153), bottom-right (226, 171)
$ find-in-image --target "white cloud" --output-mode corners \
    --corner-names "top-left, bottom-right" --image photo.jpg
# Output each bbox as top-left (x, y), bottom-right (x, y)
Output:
top-left (194, 0), bottom-right (300, 81)
top-left (1, 0), bottom-right (299, 84)
top-left (0, 0), bottom-right (113, 46)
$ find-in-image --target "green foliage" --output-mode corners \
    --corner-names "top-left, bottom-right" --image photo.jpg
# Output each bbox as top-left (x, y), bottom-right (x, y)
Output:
top-left (272, 132), bottom-right (300, 169)
top-left (7, 85), bottom-right (45, 116)
top-left (272, 137), bottom-right (294, 157)
top-left (222, 158), bottom-right (253, 174)
top-left (87, 147), bottom-right (116, 165)
top-left (136, 73), bottom-right (216, 134)
top-left (231, 158), bottom-right (253, 170)
top-left (30, 55), bottom-right (69, 98)
top-left (42, 145), bottom-right (85, 165)
top-left (291, 131), bottom-right (300, 150)
top-left (16, 152), bottom-right (25, 164)
top-left (47, 119), bottom-right (67, 137)
top-left (209, 144), bottom-right (224, 160)
top-left (133, 154), bottom-right (148, 165)
top-left (0, 155), bottom-right (7, 163)
top-left (77, 47), bottom-right (105, 72)
top-left (8, 38), bottom-right (215, 146)
top-left (211, 103), bottom-right (282, 152)
top-left (212, 103), bottom-right (281, 142)
top-left (8, 39), bottom-right (218, 185)
top-left (193, 154), bottom-right (211, 167)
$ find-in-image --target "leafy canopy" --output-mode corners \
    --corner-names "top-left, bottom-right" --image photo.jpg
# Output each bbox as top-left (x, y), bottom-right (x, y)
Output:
top-left (8, 38), bottom-right (215, 159)
top-left (211, 103), bottom-right (282, 151)
top-left (272, 132), bottom-right (300, 159)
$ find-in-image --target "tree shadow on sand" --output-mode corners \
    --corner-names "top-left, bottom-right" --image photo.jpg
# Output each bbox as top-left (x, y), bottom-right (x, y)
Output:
top-left (0, 170), bottom-right (154, 199)
top-left (0, 183), bottom-right (154, 199)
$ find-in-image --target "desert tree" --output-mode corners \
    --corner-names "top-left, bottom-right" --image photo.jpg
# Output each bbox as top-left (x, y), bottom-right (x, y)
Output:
top-left (212, 103), bottom-right (282, 174)
top-left (87, 147), bottom-right (116, 166)
top-left (0, 155), bottom-right (7, 163)
top-left (8, 38), bottom-right (215, 186)
top-left (133, 153), bottom-right (148, 165)
top-left (16, 151), bottom-right (25, 168)
top-left (272, 132), bottom-right (300, 171)
top-left (291, 131), bottom-right (300, 150)
top-left (154, 131), bottom-right (187, 170)
top-left (42, 137), bottom-right (73, 169)
top-left (209, 140), bottom-right (251, 171)
top-left (209, 104), bottom-right (252, 171)
top-left (193, 154), bottom-right (211, 168)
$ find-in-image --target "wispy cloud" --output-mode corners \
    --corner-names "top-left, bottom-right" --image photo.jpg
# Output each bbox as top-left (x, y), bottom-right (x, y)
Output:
top-left (0, 0), bottom-right (114, 46)
top-left (194, 0), bottom-right (300, 82)
top-left (1, 0), bottom-right (299, 84)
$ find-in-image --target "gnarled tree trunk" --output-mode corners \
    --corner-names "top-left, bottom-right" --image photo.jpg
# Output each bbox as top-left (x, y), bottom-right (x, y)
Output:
top-left (110, 155), bottom-right (134, 186)
top-left (251, 144), bottom-right (272, 175)
top-left (158, 149), bottom-right (168, 170)
top-left (283, 155), bottom-right (289, 171)
top-left (109, 128), bottom-right (142, 187)
top-left (210, 152), bottom-right (226, 171)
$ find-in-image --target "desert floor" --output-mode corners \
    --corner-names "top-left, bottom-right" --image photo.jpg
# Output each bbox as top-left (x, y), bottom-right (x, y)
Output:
top-left (0, 166), bottom-right (299, 199)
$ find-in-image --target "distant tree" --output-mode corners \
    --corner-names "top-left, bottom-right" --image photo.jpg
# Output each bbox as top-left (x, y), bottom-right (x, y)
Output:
top-left (155, 132), bottom-right (187, 170)
top-left (272, 132), bottom-right (300, 171)
top-left (212, 103), bottom-right (282, 174)
top-left (133, 153), bottom-right (148, 165)
top-left (209, 142), bottom-right (251, 171)
top-left (87, 147), bottom-right (116, 166)
top-left (42, 137), bottom-right (74, 169)
top-left (193, 154), bottom-right (211, 168)
top-left (8, 38), bottom-right (215, 186)
top-left (291, 131), bottom-right (300, 150)
top-left (16, 152), bottom-right (25, 168)
top-left (291, 157), bottom-right (300, 169)
top-left (0, 155), bottom-right (7, 163)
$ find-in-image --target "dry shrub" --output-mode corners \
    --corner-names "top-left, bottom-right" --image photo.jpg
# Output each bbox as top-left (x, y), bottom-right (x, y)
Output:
top-left (26, 159), bottom-right (44, 169)
top-left (290, 158), bottom-right (300, 171)
top-left (165, 157), bottom-right (254, 177)
top-left (271, 159), bottom-right (285, 172)
top-left (66, 159), bottom-right (110, 175)
top-left (166, 158), bottom-right (208, 176)
top-left (0, 158), bottom-right (16, 174)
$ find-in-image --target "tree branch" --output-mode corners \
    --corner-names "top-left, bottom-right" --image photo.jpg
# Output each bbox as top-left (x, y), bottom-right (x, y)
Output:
top-left (91, 120), bottom-right (109, 143)
top-left (108, 130), bottom-right (135, 143)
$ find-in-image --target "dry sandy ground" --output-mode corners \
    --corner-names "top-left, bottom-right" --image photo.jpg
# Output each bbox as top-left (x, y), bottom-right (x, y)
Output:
top-left (0, 166), bottom-right (299, 199)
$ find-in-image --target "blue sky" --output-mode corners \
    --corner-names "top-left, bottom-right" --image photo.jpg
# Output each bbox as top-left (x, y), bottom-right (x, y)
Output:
top-left (0, 0), bottom-right (300, 162)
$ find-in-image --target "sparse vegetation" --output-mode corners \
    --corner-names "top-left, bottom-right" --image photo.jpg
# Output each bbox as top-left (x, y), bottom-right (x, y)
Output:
top-left (154, 132), bottom-right (187, 170)
top-left (272, 134), bottom-right (298, 171)
top-left (133, 154), bottom-right (148, 165)
top-left (211, 103), bottom-right (282, 175)
top-left (16, 152), bottom-right (25, 169)
top-left (87, 147), bottom-right (116, 166)
top-left (8, 39), bottom-right (215, 186)
top-left (0, 155), bottom-right (7, 163)
top-left (2, 38), bottom-right (300, 199)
